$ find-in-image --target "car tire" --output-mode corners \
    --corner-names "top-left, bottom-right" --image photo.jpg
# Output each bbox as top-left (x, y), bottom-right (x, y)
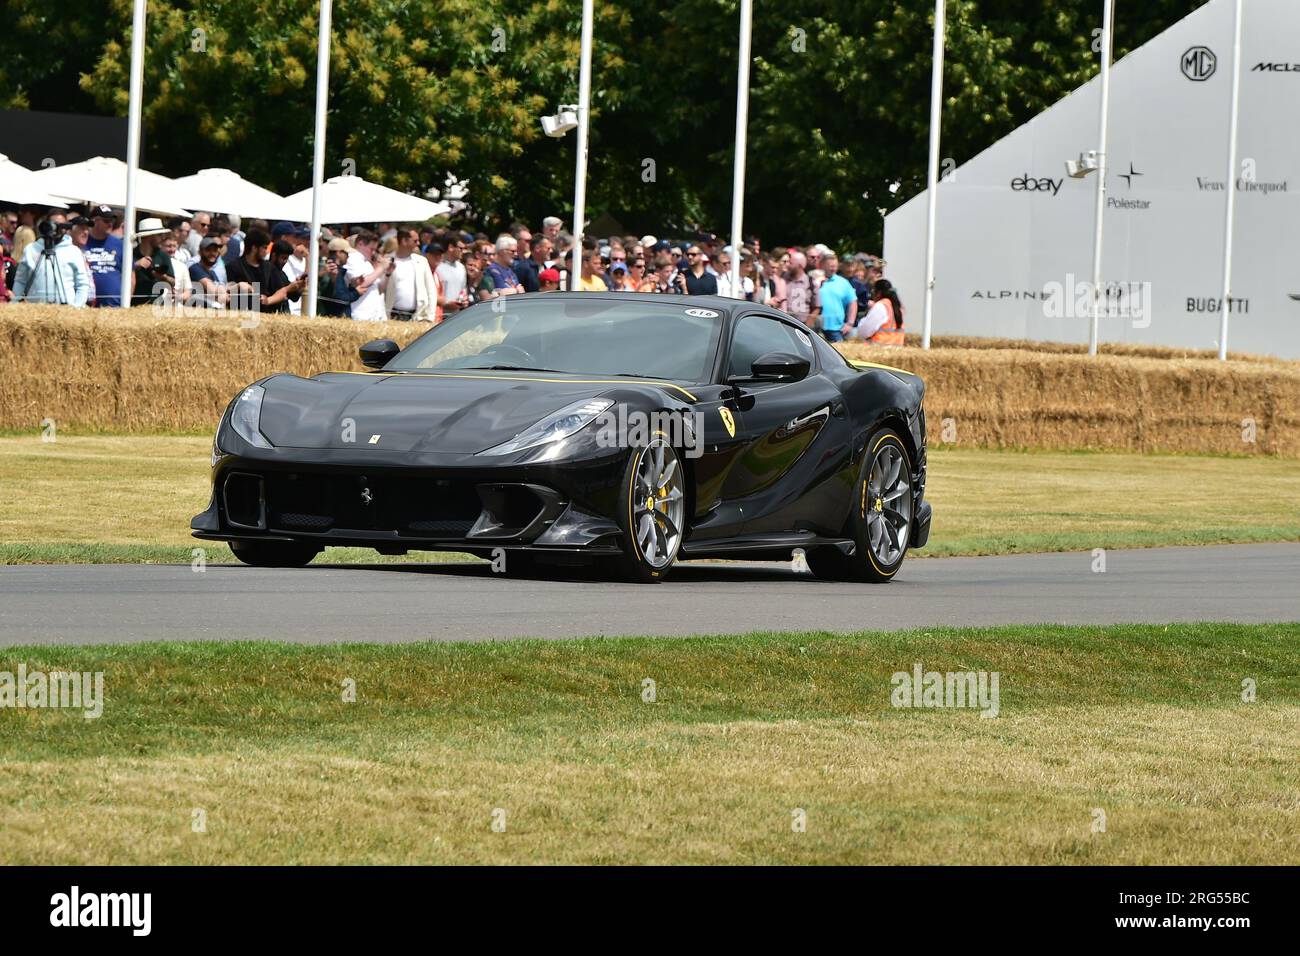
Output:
top-left (808, 426), bottom-right (914, 583)
top-left (229, 539), bottom-right (322, 568)
top-left (612, 436), bottom-right (686, 583)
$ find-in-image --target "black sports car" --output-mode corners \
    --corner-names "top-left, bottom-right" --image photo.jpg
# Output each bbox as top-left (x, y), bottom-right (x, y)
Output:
top-left (192, 293), bottom-right (931, 582)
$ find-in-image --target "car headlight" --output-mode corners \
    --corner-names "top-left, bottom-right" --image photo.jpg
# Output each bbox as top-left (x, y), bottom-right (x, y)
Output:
top-left (229, 385), bottom-right (273, 449)
top-left (477, 398), bottom-right (614, 456)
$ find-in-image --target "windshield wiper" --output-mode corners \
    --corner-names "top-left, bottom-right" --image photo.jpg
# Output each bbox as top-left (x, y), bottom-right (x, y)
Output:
top-left (462, 365), bottom-right (570, 373)
top-left (609, 372), bottom-right (673, 381)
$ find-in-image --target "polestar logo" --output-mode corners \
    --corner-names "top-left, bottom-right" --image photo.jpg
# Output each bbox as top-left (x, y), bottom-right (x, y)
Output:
top-left (360, 487), bottom-right (373, 505)
top-left (1118, 162), bottom-right (1143, 188)
top-left (368, 434), bottom-right (381, 444)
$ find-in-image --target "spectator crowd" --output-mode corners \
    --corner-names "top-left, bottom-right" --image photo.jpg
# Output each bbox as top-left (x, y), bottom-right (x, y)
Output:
top-left (1, 204), bottom-right (905, 345)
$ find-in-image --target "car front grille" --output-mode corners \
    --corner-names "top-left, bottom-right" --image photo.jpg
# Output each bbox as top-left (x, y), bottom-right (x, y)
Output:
top-left (254, 472), bottom-right (488, 537)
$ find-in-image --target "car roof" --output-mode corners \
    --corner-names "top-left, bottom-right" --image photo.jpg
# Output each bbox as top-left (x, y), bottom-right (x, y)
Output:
top-left (496, 291), bottom-right (790, 321)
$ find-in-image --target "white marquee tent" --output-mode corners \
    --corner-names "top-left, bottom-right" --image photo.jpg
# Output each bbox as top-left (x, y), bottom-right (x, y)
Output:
top-left (885, 0), bottom-right (1300, 359)
top-left (0, 154), bottom-right (69, 208)
top-left (281, 175), bottom-right (450, 224)
top-left (29, 156), bottom-right (190, 216)
top-left (169, 168), bottom-right (297, 220)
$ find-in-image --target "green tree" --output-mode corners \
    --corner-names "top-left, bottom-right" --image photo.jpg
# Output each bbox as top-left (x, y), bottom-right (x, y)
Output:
top-left (1, 0), bottom-right (1211, 247)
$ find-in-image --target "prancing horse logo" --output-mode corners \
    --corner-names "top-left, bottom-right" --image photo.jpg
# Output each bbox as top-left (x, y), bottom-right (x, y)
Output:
top-left (719, 406), bottom-right (736, 438)
top-left (360, 486), bottom-right (373, 505)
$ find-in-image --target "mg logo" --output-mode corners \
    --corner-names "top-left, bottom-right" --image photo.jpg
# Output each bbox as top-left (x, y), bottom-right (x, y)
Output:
top-left (1182, 46), bottom-right (1216, 81)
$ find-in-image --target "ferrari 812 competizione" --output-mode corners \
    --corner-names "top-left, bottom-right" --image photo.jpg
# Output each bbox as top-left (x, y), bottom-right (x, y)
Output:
top-left (192, 293), bottom-right (931, 582)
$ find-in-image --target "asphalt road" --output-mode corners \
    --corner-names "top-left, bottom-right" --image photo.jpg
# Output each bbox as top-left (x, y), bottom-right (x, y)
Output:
top-left (2, 543), bottom-right (1298, 645)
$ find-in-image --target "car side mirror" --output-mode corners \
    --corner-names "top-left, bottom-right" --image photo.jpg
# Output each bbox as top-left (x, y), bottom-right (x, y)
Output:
top-left (359, 338), bottom-right (400, 369)
top-left (750, 351), bottom-right (810, 382)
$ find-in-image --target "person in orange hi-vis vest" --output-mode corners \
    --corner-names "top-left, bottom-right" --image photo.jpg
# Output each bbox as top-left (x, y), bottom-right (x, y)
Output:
top-left (851, 278), bottom-right (905, 346)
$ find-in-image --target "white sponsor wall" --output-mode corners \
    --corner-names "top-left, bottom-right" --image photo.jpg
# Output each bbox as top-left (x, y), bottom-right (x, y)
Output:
top-left (884, 0), bottom-right (1300, 358)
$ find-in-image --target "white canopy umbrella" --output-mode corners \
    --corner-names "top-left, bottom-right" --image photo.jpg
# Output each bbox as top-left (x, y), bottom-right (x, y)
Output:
top-left (0, 154), bottom-right (69, 208)
top-left (29, 156), bottom-right (190, 216)
top-left (170, 167), bottom-right (297, 220)
top-left (282, 174), bottom-right (450, 224)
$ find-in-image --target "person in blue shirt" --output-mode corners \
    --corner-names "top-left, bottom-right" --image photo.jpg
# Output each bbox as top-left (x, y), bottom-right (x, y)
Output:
top-left (815, 252), bottom-right (858, 342)
top-left (82, 206), bottom-right (125, 307)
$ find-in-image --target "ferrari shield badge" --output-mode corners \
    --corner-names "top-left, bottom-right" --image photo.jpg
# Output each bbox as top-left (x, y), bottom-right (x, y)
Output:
top-left (719, 407), bottom-right (736, 438)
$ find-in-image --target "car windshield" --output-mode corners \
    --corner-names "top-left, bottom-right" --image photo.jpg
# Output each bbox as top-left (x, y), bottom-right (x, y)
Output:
top-left (384, 296), bottom-right (723, 383)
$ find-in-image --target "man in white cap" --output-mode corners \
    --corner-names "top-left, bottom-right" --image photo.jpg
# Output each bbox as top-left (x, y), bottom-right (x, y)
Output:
top-left (130, 216), bottom-right (175, 305)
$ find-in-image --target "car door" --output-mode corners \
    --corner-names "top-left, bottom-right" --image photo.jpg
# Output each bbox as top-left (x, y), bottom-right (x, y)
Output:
top-left (721, 312), bottom-right (852, 536)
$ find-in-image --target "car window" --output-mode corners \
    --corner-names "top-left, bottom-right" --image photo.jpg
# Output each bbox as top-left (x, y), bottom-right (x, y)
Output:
top-left (727, 314), bottom-right (815, 379)
top-left (386, 297), bottom-right (723, 383)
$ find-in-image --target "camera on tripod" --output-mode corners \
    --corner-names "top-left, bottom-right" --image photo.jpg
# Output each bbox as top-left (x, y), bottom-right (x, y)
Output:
top-left (37, 219), bottom-right (71, 246)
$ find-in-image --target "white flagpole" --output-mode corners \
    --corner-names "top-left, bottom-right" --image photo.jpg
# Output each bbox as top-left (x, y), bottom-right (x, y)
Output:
top-left (571, 0), bottom-right (595, 287)
top-left (728, 0), bottom-right (753, 300)
top-left (305, 0), bottom-right (333, 319)
top-left (1087, 0), bottom-right (1114, 355)
top-left (1218, 0), bottom-right (1244, 361)
top-left (920, 0), bottom-right (946, 348)
top-left (120, 0), bottom-right (147, 308)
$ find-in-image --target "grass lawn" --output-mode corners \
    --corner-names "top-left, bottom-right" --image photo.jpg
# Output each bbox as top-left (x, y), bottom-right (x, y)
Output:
top-left (1, 624), bottom-right (1295, 865)
top-left (2, 434), bottom-right (1300, 563)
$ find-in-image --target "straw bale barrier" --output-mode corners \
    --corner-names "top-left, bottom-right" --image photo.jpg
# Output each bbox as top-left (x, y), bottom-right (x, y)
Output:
top-left (3, 305), bottom-right (1297, 455)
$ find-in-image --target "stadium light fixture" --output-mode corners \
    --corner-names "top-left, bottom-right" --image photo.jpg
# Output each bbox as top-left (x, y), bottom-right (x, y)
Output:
top-left (1065, 150), bottom-right (1100, 179)
top-left (541, 106), bottom-right (580, 139)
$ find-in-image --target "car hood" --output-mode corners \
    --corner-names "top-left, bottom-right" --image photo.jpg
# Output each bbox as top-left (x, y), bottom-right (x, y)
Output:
top-left (255, 370), bottom-right (660, 453)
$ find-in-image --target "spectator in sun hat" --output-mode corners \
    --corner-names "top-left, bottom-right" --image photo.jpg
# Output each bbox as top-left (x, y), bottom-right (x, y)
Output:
top-left (130, 216), bottom-right (174, 304)
top-left (316, 236), bottom-right (358, 318)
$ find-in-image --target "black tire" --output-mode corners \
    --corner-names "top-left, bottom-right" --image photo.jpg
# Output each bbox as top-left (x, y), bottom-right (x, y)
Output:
top-left (612, 437), bottom-right (686, 583)
top-left (229, 539), bottom-right (322, 568)
top-left (808, 426), bottom-right (914, 583)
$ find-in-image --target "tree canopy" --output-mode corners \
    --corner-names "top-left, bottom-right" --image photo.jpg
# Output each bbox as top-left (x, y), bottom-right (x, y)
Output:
top-left (1, 0), bottom-right (1209, 248)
